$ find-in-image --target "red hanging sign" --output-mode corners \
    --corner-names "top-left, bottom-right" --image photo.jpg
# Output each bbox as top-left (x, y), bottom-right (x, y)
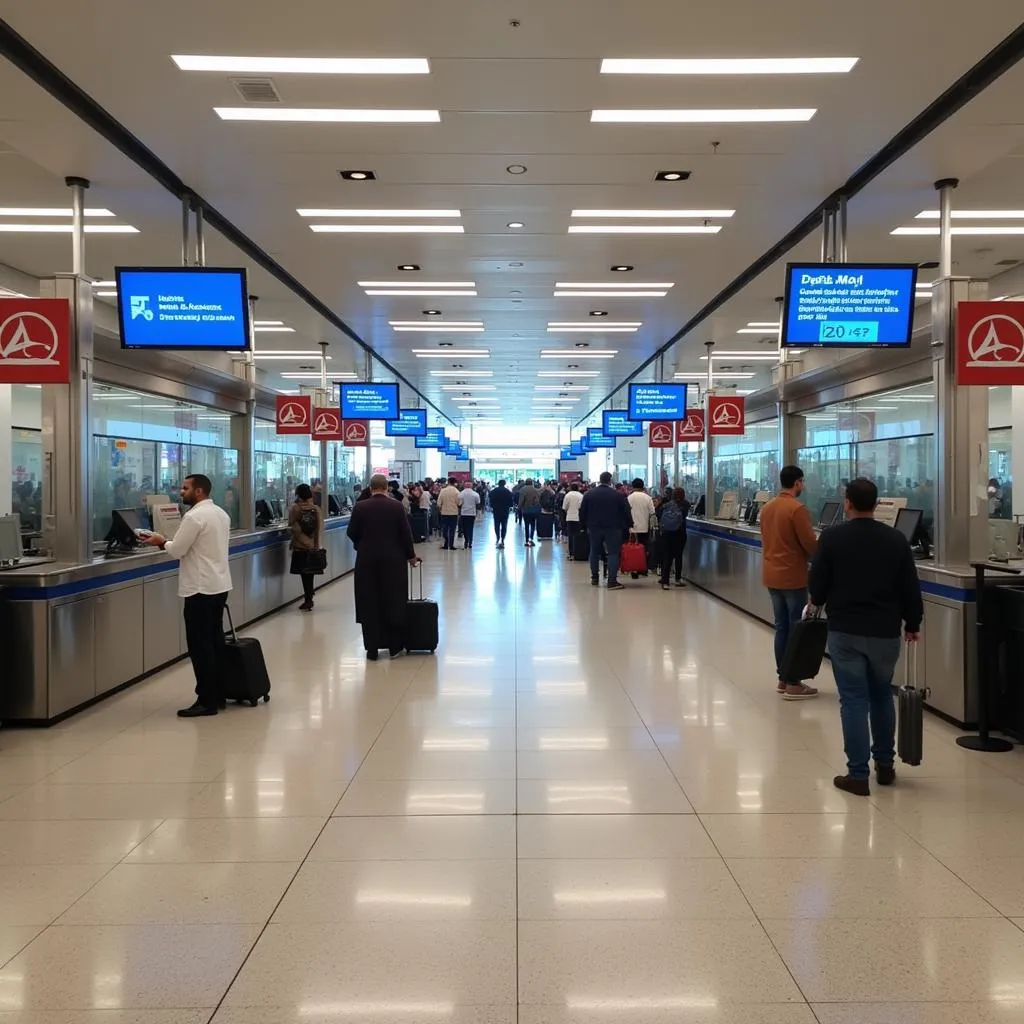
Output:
top-left (708, 395), bottom-right (745, 435)
top-left (0, 298), bottom-right (72, 384)
top-left (676, 409), bottom-right (705, 442)
top-left (956, 302), bottom-right (1024, 385)
top-left (648, 421), bottom-right (674, 448)
top-left (311, 407), bottom-right (343, 441)
top-left (275, 394), bottom-right (311, 434)
top-left (343, 419), bottom-right (370, 447)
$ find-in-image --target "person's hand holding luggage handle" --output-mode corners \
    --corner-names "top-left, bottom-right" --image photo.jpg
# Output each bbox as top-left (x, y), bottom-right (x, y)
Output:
top-left (409, 556), bottom-right (421, 567)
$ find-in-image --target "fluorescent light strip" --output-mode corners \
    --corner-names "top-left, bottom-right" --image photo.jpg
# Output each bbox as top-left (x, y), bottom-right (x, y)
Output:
top-left (254, 326), bottom-right (296, 333)
top-left (554, 290), bottom-right (668, 297)
top-left (535, 385), bottom-right (590, 390)
top-left (0, 207), bottom-right (114, 217)
top-left (92, 280), bottom-right (116, 287)
top-left (541, 352), bottom-right (617, 359)
top-left (95, 291), bottom-right (117, 297)
top-left (311, 226), bottom-right (464, 235)
top-left (280, 372), bottom-right (358, 379)
top-left (390, 326), bottom-right (483, 332)
top-left (675, 372), bottom-right (754, 379)
top-left (568, 225), bottom-right (722, 234)
top-left (370, 290), bottom-right (477, 297)
top-left (555, 281), bottom-right (674, 288)
top-left (412, 350), bottom-right (490, 358)
top-left (174, 55), bottom-right (430, 74)
top-left (441, 384), bottom-right (497, 390)
top-left (600, 57), bottom-right (858, 75)
top-left (533, 397), bottom-right (580, 403)
top-left (701, 354), bottom-right (778, 361)
top-left (253, 320), bottom-right (284, 326)
top-left (215, 107), bottom-right (440, 123)
top-left (430, 370), bottom-right (493, 377)
top-left (364, 281), bottom-right (475, 288)
top-left (747, 321), bottom-right (780, 328)
top-left (0, 224), bottom-right (138, 233)
top-left (537, 370), bottom-right (599, 377)
top-left (892, 226), bottom-right (1024, 236)
top-left (915, 210), bottom-right (1024, 219)
top-left (570, 210), bottom-right (734, 219)
top-left (252, 354), bottom-right (333, 361)
top-left (737, 328), bottom-right (781, 334)
top-left (300, 209), bottom-right (460, 218)
top-left (591, 108), bottom-right (816, 123)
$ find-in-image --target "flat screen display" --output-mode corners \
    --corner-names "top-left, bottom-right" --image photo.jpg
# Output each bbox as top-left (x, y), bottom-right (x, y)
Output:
top-left (894, 507), bottom-right (922, 542)
top-left (560, 446), bottom-right (573, 460)
top-left (385, 408), bottom-right (428, 437)
top-left (414, 427), bottom-right (446, 449)
top-left (628, 383), bottom-right (688, 421)
top-left (570, 441), bottom-right (585, 457)
top-left (817, 501), bottom-right (841, 528)
top-left (341, 382), bottom-right (399, 420)
top-left (587, 428), bottom-right (616, 449)
top-left (445, 440), bottom-right (462, 455)
top-left (782, 263), bottom-right (918, 348)
top-left (603, 410), bottom-right (644, 437)
top-left (116, 267), bottom-right (250, 350)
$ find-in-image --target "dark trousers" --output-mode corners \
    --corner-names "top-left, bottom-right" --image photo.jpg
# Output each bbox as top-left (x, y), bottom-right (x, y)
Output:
top-left (523, 511), bottom-right (538, 541)
top-left (566, 520), bottom-right (580, 554)
top-left (301, 574), bottom-right (315, 604)
top-left (441, 515), bottom-right (459, 549)
top-left (183, 592), bottom-right (228, 709)
top-left (494, 512), bottom-right (509, 542)
top-left (769, 587), bottom-right (808, 683)
top-left (660, 531), bottom-right (686, 584)
top-left (589, 527), bottom-right (623, 584)
top-left (461, 515), bottom-right (476, 547)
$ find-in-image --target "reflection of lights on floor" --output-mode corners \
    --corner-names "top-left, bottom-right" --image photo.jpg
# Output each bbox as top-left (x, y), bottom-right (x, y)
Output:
top-left (355, 889), bottom-right (472, 908)
top-left (299, 1001), bottom-right (455, 1017)
top-left (421, 735), bottom-right (491, 751)
top-left (554, 888), bottom-right (667, 904)
top-left (547, 784), bottom-right (631, 806)
top-left (539, 735), bottom-right (610, 750)
top-left (438, 685), bottom-right (494, 697)
top-left (406, 792), bottom-right (485, 813)
top-left (534, 681), bottom-right (589, 695)
top-left (567, 995), bottom-right (719, 1010)
top-left (0, 974), bottom-right (24, 1011)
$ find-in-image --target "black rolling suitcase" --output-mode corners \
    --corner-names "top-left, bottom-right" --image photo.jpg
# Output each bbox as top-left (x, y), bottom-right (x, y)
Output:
top-left (222, 606), bottom-right (271, 706)
top-left (410, 509), bottom-right (429, 543)
top-left (405, 562), bottom-right (439, 654)
top-left (537, 513), bottom-right (554, 539)
top-left (898, 641), bottom-right (928, 766)
top-left (571, 529), bottom-right (589, 561)
top-left (779, 608), bottom-right (828, 682)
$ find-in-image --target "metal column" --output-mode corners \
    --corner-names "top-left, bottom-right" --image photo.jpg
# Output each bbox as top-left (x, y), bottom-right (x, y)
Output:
top-left (931, 178), bottom-right (989, 565)
top-left (702, 341), bottom-right (714, 513)
top-left (318, 341), bottom-right (329, 497)
top-left (234, 294), bottom-right (258, 531)
top-left (181, 197), bottom-right (191, 266)
top-left (194, 203), bottom-right (206, 267)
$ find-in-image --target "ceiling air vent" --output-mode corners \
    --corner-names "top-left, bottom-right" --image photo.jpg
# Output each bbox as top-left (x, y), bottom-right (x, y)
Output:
top-left (995, 259), bottom-right (1019, 267)
top-left (231, 78), bottom-right (281, 104)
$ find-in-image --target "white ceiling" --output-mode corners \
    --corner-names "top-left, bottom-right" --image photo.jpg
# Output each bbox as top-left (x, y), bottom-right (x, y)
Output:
top-left (1, 1), bottom-right (1024, 429)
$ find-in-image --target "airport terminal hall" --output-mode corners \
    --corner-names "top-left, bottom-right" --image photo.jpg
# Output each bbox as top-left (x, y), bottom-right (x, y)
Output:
top-left (6, 3), bottom-right (1024, 1022)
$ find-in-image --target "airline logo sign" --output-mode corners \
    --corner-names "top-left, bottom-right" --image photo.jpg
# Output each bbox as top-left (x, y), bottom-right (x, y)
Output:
top-left (0, 298), bottom-right (71, 384)
top-left (648, 421), bottom-right (674, 448)
top-left (311, 408), bottom-right (343, 441)
top-left (676, 410), bottom-right (705, 442)
top-left (275, 394), bottom-right (311, 434)
top-left (708, 395), bottom-right (745, 436)
top-left (956, 302), bottom-right (1024, 385)
top-left (343, 419), bottom-right (370, 447)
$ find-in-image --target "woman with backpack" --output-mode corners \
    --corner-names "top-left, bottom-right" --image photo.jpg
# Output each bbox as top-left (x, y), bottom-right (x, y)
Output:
top-left (657, 487), bottom-right (691, 590)
top-left (289, 483), bottom-right (325, 611)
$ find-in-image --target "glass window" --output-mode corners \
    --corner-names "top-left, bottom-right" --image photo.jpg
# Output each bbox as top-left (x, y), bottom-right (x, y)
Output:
top-left (678, 443), bottom-right (705, 503)
top-left (711, 420), bottom-right (779, 514)
top-left (988, 427), bottom-right (1012, 519)
top-left (11, 427), bottom-right (43, 532)
top-left (793, 443), bottom-right (853, 523)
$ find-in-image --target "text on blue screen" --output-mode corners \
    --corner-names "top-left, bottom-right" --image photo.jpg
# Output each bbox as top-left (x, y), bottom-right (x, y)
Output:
top-left (340, 382), bottom-right (400, 420)
top-left (385, 408), bottom-right (428, 437)
top-left (603, 411), bottom-right (644, 436)
top-left (627, 383), bottom-right (688, 421)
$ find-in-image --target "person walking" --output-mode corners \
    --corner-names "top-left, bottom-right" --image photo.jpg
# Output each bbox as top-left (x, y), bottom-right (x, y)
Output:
top-left (579, 471), bottom-right (631, 590)
top-left (141, 473), bottom-right (233, 717)
top-left (289, 483), bottom-right (324, 611)
top-left (626, 478), bottom-right (656, 578)
top-left (562, 482), bottom-right (584, 559)
top-left (657, 487), bottom-right (690, 590)
top-left (437, 477), bottom-right (461, 550)
top-left (346, 475), bottom-right (420, 660)
top-left (760, 465), bottom-right (819, 699)
top-left (458, 480), bottom-right (480, 549)
top-left (489, 479), bottom-right (515, 549)
top-left (519, 477), bottom-right (541, 547)
top-left (808, 477), bottom-right (924, 795)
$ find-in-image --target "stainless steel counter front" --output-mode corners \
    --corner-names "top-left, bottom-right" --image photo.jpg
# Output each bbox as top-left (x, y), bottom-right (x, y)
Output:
top-left (0, 516), bottom-right (356, 723)
top-left (684, 519), bottom-right (978, 727)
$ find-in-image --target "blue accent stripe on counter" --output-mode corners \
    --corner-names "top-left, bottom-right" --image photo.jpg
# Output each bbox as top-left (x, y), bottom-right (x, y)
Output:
top-left (920, 581), bottom-right (974, 602)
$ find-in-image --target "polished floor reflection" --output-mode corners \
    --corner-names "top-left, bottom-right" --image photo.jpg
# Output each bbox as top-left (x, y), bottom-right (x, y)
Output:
top-left (2, 519), bottom-right (1024, 1022)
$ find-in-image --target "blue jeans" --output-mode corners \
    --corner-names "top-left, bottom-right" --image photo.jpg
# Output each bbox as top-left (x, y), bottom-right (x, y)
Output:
top-left (828, 631), bottom-right (900, 780)
top-left (589, 527), bottom-right (624, 584)
top-left (769, 587), bottom-right (807, 682)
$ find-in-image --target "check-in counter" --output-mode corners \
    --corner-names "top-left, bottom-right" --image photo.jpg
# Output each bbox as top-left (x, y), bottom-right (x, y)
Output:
top-left (0, 516), bottom-right (355, 724)
top-left (684, 518), bottom-right (978, 728)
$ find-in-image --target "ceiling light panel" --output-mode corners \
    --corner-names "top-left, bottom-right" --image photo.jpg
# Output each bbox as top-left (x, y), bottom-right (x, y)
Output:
top-left (173, 55), bottom-right (430, 74)
top-left (675, 372), bottom-right (755, 379)
top-left (361, 281), bottom-right (475, 287)
top-left (214, 107), bottom-right (441, 122)
top-left (591, 108), bottom-right (816, 123)
top-left (537, 371), bottom-right (600, 377)
top-left (747, 322), bottom-right (781, 328)
top-left (568, 225), bottom-right (722, 234)
top-left (280, 372), bottom-right (358, 379)
top-left (554, 282), bottom-right (674, 288)
top-left (412, 350), bottom-right (490, 358)
top-left (541, 351), bottom-right (618, 358)
top-left (390, 322), bottom-right (484, 331)
top-left (0, 208), bottom-right (114, 217)
top-left (300, 210), bottom-right (460, 218)
top-left (915, 210), bottom-right (1024, 219)
top-left (600, 57), bottom-right (858, 75)
top-left (430, 370), bottom-right (493, 377)
top-left (310, 225), bottom-right (464, 234)
top-left (570, 210), bottom-right (735, 219)
top-left (547, 322), bottom-right (640, 331)
top-left (534, 385), bottom-right (590, 390)
top-left (892, 226), bottom-right (1024, 236)
top-left (254, 326), bottom-right (296, 332)
top-left (553, 290), bottom-right (667, 297)
top-left (441, 384), bottom-right (497, 390)
top-left (700, 354), bottom-right (779, 361)
top-left (0, 224), bottom-right (138, 233)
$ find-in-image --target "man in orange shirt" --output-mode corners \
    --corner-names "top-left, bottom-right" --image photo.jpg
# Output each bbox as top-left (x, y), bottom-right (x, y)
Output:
top-left (759, 465), bottom-right (819, 699)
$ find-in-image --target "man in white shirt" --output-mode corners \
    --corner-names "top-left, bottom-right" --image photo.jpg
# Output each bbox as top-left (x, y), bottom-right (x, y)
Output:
top-left (562, 482), bottom-right (584, 558)
top-left (627, 478), bottom-right (657, 577)
top-left (437, 478), bottom-right (461, 550)
top-left (457, 483), bottom-right (480, 549)
top-left (142, 473), bottom-right (233, 718)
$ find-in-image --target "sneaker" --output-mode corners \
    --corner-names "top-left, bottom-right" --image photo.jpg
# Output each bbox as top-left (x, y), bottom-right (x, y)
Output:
top-left (177, 702), bottom-right (217, 718)
top-left (876, 765), bottom-right (896, 786)
top-left (777, 681), bottom-right (788, 694)
top-left (607, 581), bottom-right (625, 591)
top-left (783, 683), bottom-right (819, 700)
top-left (674, 580), bottom-right (686, 588)
top-left (591, 577), bottom-right (600, 587)
top-left (661, 583), bottom-right (671, 591)
top-left (833, 774), bottom-right (870, 797)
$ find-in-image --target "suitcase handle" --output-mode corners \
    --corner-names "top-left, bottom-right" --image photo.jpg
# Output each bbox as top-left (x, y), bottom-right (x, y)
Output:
top-left (224, 604), bottom-right (238, 643)
top-left (902, 638), bottom-right (929, 697)
top-left (409, 560), bottom-right (424, 600)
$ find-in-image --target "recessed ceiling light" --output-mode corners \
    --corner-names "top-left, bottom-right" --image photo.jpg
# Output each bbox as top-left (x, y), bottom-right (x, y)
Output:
top-left (674, 371), bottom-right (754, 379)
top-left (423, 309), bottom-right (442, 315)
top-left (299, 209), bottom-right (460, 218)
top-left (398, 263), bottom-right (420, 271)
top-left (358, 281), bottom-right (474, 288)
top-left (572, 209), bottom-right (735, 218)
top-left (576, 341), bottom-right (590, 347)
top-left (537, 370), bottom-right (599, 376)
top-left (173, 55), bottom-right (430, 74)
top-left (507, 221), bottom-right (525, 229)
top-left (915, 210), bottom-right (1024, 219)
top-left (506, 164), bottom-right (528, 174)
top-left (438, 341), bottom-right (454, 347)
top-left (311, 225), bottom-right (464, 235)
top-left (700, 354), bottom-right (778, 361)
top-left (892, 226), bottom-right (1024, 236)
top-left (547, 322), bottom-right (640, 332)
top-left (591, 108), bottom-right (816, 123)
top-left (541, 350), bottom-right (618, 358)
top-left (339, 170), bottom-right (376, 180)
top-left (600, 57), bottom-right (858, 75)
top-left (440, 384), bottom-right (497, 390)
top-left (215, 107), bottom-right (441, 123)
top-left (508, 261), bottom-right (524, 268)
top-left (254, 326), bottom-right (296, 333)
top-left (0, 207), bottom-right (114, 217)
top-left (655, 171), bottom-right (691, 181)
top-left (0, 224), bottom-right (139, 234)
top-left (589, 311), bottom-right (608, 317)
top-left (568, 225), bottom-right (722, 234)
top-left (747, 322), bottom-right (781, 328)
top-left (611, 265), bottom-right (634, 272)
top-left (535, 385), bottom-right (590, 390)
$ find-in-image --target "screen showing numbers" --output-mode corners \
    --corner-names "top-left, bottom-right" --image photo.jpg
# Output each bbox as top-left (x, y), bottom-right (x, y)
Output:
top-left (781, 263), bottom-right (918, 349)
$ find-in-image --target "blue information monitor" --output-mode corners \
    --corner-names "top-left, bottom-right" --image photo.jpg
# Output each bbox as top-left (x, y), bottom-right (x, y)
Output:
top-left (628, 383), bottom-right (688, 421)
top-left (587, 428), bottom-right (617, 449)
top-left (341, 382), bottom-right (399, 420)
top-left (782, 263), bottom-right (918, 348)
top-left (385, 408), bottom-right (428, 437)
top-left (603, 410), bottom-right (644, 437)
top-left (116, 267), bottom-right (250, 350)
top-left (445, 440), bottom-right (462, 455)
top-left (570, 440), bottom-right (586, 457)
top-left (414, 427), bottom-right (446, 449)
top-left (560, 446), bottom-right (574, 460)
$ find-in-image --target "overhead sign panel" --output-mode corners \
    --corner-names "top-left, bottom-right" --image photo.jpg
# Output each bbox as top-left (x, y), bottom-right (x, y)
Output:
top-left (385, 408), bottom-right (428, 437)
top-left (708, 395), bottom-right (746, 435)
top-left (275, 394), bottom-right (311, 435)
top-left (602, 410), bottom-right (644, 437)
top-left (340, 382), bottom-right (399, 420)
top-left (343, 419), bottom-right (370, 446)
top-left (955, 302), bottom-right (1024, 385)
top-left (586, 428), bottom-right (616, 448)
top-left (0, 298), bottom-right (71, 384)
top-left (677, 409), bottom-right (705, 441)
top-left (414, 426), bottom-right (447, 449)
top-left (781, 262), bottom-right (918, 348)
top-left (648, 421), bottom-right (674, 448)
top-left (311, 407), bottom-right (343, 441)
top-left (116, 267), bottom-right (250, 350)
top-left (570, 440), bottom-right (586, 457)
top-left (628, 383), bottom-right (687, 421)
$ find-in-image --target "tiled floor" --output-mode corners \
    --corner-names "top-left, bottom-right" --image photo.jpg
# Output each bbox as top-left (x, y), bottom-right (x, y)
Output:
top-left (1, 518), bottom-right (1024, 1022)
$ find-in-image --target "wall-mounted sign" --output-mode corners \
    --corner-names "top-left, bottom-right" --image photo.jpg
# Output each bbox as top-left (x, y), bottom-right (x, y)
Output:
top-left (648, 421), bottom-right (674, 448)
top-left (708, 395), bottom-right (746, 436)
top-left (676, 410), bottom-right (706, 442)
top-left (385, 408), bottom-right (428, 437)
top-left (628, 383), bottom-right (687, 421)
top-left (602, 410), bottom-right (644, 437)
top-left (0, 298), bottom-right (71, 384)
top-left (340, 382), bottom-right (399, 420)
top-left (414, 427), bottom-right (447, 449)
top-left (343, 419), bottom-right (370, 447)
top-left (312, 407), bottom-right (343, 441)
top-left (955, 302), bottom-right (1024, 385)
top-left (275, 394), bottom-right (311, 434)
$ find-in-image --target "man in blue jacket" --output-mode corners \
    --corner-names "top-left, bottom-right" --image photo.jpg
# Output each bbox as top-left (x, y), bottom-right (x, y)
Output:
top-left (579, 471), bottom-right (631, 590)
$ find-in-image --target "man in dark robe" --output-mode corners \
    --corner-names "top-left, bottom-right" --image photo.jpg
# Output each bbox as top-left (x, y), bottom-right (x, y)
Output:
top-left (347, 474), bottom-right (419, 660)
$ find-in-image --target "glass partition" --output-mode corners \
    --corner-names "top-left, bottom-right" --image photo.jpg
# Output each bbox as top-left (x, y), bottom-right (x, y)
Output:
top-left (254, 418), bottom-right (318, 511)
top-left (11, 427), bottom-right (43, 532)
top-left (711, 420), bottom-right (779, 514)
top-left (678, 443), bottom-right (705, 502)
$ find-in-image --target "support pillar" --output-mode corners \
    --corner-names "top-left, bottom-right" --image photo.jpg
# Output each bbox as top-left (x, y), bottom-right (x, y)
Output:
top-left (318, 341), bottom-right (329, 499)
top-left (703, 340), bottom-right (715, 514)
top-left (234, 294), bottom-right (258, 531)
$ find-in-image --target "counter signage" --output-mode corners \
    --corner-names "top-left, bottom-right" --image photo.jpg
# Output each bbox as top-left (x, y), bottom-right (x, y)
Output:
top-left (586, 428), bottom-right (617, 449)
top-left (628, 382), bottom-right (687, 421)
top-left (275, 394), bottom-right (311, 435)
top-left (342, 419), bottom-right (370, 447)
top-left (781, 262), bottom-right (917, 348)
top-left (0, 298), bottom-right (71, 384)
top-left (414, 427), bottom-right (446, 449)
top-left (385, 408), bottom-right (428, 437)
top-left (955, 301), bottom-right (1024, 385)
top-left (677, 410), bottom-right (705, 442)
top-left (648, 421), bottom-right (674, 448)
top-left (340, 382), bottom-right (399, 420)
top-left (708, 395), bottom-right (745, 436)
top-left (312, 408), bottom-right (344, 441)
top-left (602, 410), bottom-right (644, 437)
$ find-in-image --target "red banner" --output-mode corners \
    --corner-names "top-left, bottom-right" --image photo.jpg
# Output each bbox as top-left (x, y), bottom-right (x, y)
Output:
top-left (311, 407), bottom-right (343, 441)
top-left (0, 298), bottom-right (71, 384)
top-left (559, 471), bottom-right (584, 483)
top-left (648, 421), bottom-right (674, 448)
top-left (708, 395), bottom-right (745, 436)
top-left (956, 302), bottom-right (1024, 385)
top-left (676, 409), bottom-right (705, 442)
top-left (343, 419), bottom-right (370, 447)
top-left (275, 394), bottom-right (311, 434)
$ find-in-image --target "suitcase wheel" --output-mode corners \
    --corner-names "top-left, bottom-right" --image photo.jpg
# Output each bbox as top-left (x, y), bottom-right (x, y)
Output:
top-left (248, 698), bottom-right (259, 707)
top-left (264, 694), bottom-right (270, 702)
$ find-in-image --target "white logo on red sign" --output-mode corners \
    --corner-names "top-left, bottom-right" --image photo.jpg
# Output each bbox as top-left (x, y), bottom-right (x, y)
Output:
top-left (650, 423), bottom-right (672, 444)
top-left (711, 401), bottom-right (743, 428)
top-left (0, 312), bottom-right (61, 366)
top-left (278, 401), bottom-right (309, 427)
top-left (966, 314), bottom-right (1024, 368)
top-left (314, 410), bottom-right (339, 434)
top-left (344, 421), bottom-right (368, 443)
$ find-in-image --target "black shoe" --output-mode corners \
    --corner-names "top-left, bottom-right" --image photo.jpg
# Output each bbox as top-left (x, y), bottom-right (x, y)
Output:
top-left (591, 577), bottom-right (600, 586)
top-left (607, 581), bottom-right (625, 591)
top-left (366, 650), bottom-right (379, 661)
top-left (389, 647), bottom-right (406, 659)
top-left (833, 774), bottom-right (870, 797)
top-left (177, 702), bottom-right (217, 718)
top-left (876, 765), bottom-right (896, 786)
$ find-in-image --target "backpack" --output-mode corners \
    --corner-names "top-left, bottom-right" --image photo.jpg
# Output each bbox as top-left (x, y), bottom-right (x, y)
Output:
top-left (660, 501), bottom-right (684, 533)
top-left (298, 506), bottom-right (318, 538)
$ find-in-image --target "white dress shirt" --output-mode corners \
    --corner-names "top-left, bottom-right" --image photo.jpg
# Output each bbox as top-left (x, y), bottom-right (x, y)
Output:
top-left (163, 498), bottom-right (233, 598)
top-left (628, 490), bottom-right (656, 534)
top-left (458, 487), bottom-right (480, 516)
top-left (562, 490), bottom-right (584, 522)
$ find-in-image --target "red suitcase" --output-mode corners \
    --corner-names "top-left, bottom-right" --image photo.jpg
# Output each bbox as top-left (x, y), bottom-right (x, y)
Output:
top-left (619, 533), bottom-right (648, 576)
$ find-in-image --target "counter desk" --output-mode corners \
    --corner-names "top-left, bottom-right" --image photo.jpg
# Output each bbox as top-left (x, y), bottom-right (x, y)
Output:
top-left (683, 518), bottom-right (978, 728)
top-left (0, 515), bottom-right (356, 724)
